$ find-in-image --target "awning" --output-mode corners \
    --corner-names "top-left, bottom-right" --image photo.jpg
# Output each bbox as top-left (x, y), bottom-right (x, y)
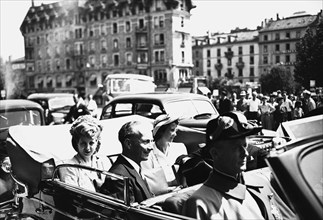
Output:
top-left (197, 87), bottom-right (211, 95)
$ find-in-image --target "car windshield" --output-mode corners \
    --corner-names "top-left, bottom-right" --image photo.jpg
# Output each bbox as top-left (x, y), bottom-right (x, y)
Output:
top-left (0, 110), bottom-right (42, 128)
top-left (48, 97), bottom-right (74, 110)
top-left (164, 99), bottom-right (216, 118)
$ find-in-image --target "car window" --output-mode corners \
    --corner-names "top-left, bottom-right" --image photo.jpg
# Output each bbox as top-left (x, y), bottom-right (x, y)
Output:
top-left (0, 110), bottom-right (42, 128)
top-left (164, 100), bottom-right (216, 118)
top-left (300, 147), bottom-right (323, 204)
top-left (48, 97), bottom-right (74, 110)
top-left (115, 103), bottom-right (133, 117)
top-left (191, 99), bottom-right (217, 115)
top-left (135, 103), bottom-right (163, 119)
top-left (101, 105), bottom-right (113, 119)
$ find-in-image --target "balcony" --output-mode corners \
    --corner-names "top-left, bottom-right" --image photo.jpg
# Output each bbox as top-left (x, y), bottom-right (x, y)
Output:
top-left (214, 63), bottom-right (223, 70)
top-left (236, 61), bottom-right (245, 69)
top-left (135, 26), bottom-right (148, 33)
top-left (225, 51), bottom-right (234, 59)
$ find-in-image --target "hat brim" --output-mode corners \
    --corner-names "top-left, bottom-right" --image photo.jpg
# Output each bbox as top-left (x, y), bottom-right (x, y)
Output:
top-left (153, 115), bottom-right (180, 136)
top-left (222, 126), bottom-right (263, 140)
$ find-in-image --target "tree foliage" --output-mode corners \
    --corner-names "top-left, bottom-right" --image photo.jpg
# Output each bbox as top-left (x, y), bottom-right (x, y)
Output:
top-left (259, 66), bottom-right (296, 94)
top-left (294, 19), bottom-right (323, 88)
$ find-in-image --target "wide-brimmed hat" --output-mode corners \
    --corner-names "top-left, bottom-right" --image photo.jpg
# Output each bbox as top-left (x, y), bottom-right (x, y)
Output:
top-left (152, 114), bottom-right (179, 137)
top-left (240, 91), bottom-right (246, 96)
top-left (206, 111), bottom-right (262, 147)
top-left (303, 90), bottom-right (311, 95)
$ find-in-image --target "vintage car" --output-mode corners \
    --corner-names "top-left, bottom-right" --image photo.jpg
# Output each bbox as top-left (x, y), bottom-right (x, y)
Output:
top-left (0, 99), bottom-right (45, 203)
top-left (1, 115), bottom-right (322, 220)
top-left (27, 93), bottom-right (75, 125)
top-left (100, 92), bottom-right (219, 131)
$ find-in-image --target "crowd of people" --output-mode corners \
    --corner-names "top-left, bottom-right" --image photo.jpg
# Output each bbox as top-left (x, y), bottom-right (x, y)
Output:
top-left (213, 88), bottom-right (322, 130)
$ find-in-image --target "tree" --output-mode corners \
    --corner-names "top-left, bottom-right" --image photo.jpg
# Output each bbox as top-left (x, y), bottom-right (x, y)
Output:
top-left (294, 19), bottom-right (323, 88)
top-left (259, 66), bottom-right (296, 94)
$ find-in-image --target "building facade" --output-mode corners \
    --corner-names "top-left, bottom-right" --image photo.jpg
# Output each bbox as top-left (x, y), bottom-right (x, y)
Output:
top-left (258, 12), bottom-right (321, 76)
top-left (20, 0), bottom-right (195, 96)
top-left (192, 29), bottom-right (260, 87)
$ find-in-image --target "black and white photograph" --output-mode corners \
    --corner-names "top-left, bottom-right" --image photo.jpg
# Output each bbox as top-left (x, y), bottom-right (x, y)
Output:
top-left (1, 0), bottom-right (322, 219)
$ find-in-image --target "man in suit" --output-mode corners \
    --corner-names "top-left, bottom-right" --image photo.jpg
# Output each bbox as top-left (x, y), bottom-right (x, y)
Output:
top-left (182, 111), bottom-right (290, 220)
top-left (100, 120), bottom-right (154, 203)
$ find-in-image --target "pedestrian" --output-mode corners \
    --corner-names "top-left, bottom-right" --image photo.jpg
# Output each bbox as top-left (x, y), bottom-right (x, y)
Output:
top-left (259, 96), bottom-right (275, 130)
top-left (302, 90), bottom-right (316, 115)
top-left (281, 91), bottom-right (294, 121)
top-left (65, 94), bottom-right (90, 123)
top-left (293, 100), bottom-right (304, 119)
top-left (182, 111), bottom-right (287, 220)
top-left (247, 91), bottom-right (261, 122)
top-left (231, 92), bottom-right (238, 111)
top-left (87, 94), bottom-right (98, 118)
top-left (273, 96), bottom-right (287, 130)
top-left (100, 120), bottom-right (154, 203)
top-left (236, 90), bottom-right (249, 114)
top-left (218, 90), bottom-right (233, 115)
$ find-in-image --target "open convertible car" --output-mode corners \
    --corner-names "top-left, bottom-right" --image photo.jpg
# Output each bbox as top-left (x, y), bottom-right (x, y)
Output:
top-left (1, 115), bottom-right (322, 220)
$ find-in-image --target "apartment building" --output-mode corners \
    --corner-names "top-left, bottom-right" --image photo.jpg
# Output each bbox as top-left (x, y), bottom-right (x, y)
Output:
top-left (20, 0), bottom-right (195, 96)
top-left (192, 29), bottom-right (260, 86)
top-left (258, 12), bottom-right (320, 76)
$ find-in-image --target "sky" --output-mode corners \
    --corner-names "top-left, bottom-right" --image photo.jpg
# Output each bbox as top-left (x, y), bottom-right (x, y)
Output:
top-left (0, 0), bottom-right (322, 62)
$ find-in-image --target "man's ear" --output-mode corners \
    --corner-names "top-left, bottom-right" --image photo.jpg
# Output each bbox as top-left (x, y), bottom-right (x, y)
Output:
top-left (124, 138), bottom-right (132, 150)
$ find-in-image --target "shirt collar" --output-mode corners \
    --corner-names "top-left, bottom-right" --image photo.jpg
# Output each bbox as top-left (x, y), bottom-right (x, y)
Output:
top-left (204, 169), bottom-right (263, 201)
top-left (121, 154), bottom-right (140, 174)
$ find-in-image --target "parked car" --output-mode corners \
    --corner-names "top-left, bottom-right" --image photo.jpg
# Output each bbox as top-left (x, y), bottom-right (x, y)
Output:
top-left (27, 93), bottom-right (74, 125)
top-left (1, 115), bottom-right (322, 220)
top-left (0, 99), bottom-right (45, 203)
top-left (100, 92), bottom-right (219, 131)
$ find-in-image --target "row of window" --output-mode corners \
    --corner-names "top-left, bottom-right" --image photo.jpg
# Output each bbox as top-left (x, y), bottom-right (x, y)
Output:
top-left (204, 67), bottom-right (255, 78)
top-left (26, 15), bottom-right (165, 45)
top-left (35, 33), bottom-right (165, 59)
top-left (24, 0), bottom-right (170, 34)
top-left (200, 54), bottom-right (292, 68)
top-left (36, 74), bottom-right (98, 89)
top-left (35, 49), bottom-right (166, 72)
top-left (204, 56), bottom-right (255, 68)
top-left (262, 31), bottom-right (301, 41)
top-left (205, 46), bottom-right (255, 58)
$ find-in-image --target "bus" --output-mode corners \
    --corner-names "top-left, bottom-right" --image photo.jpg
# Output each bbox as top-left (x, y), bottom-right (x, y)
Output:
top-left (104, 73), bottom-right (156, 101)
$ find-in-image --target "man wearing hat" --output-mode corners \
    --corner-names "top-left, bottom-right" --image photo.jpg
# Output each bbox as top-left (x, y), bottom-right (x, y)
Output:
top-left (302, 90), bottom-right (316, 115)
top-left (218, 90), bottom-right (233, 115)
top-left (182, 111), bottom-right (284, 220)
top-left (236, 90), bottom-right (249, 113)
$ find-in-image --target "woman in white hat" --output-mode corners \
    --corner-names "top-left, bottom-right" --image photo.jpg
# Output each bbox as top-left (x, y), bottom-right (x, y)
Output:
top-left (141, 114), bottom-right (187, 195)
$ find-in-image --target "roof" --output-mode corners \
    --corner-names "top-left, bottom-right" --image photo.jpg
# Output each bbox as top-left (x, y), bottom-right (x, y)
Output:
top-left (0, 99), bottom-right (43, 111)
top-left (110, 92), bottom-right (211, 103)
top-left (260, 15), bottom-right (318, 32)
top-left (27, 93), bottom-right (73, 100)
top-left (105, 73), bottom-right (154, 82)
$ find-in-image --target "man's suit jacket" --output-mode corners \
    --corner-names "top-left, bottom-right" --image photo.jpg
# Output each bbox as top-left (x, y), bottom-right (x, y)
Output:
top-left (100, 156), bottom-right (153, 203)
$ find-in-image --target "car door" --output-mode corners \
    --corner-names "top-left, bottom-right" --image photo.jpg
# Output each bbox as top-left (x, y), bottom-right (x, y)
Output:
top-left (266, 135), bottom-right (323, 220)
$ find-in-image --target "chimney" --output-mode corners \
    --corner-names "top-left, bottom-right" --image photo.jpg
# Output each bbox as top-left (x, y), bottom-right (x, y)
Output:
top-left (31, 0), bottom-right (34, 7)
top-left (276, 13), bottom-right (280, 20)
